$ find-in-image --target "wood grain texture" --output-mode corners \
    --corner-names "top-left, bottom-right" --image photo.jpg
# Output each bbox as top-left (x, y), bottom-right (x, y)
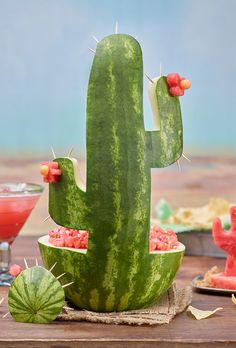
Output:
top-left (0, 237), bottom-right (236, 347)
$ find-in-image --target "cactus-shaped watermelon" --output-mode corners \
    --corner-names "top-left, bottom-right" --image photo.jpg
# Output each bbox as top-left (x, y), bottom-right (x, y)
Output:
top-left (39, 34), bottom-right (185, 312)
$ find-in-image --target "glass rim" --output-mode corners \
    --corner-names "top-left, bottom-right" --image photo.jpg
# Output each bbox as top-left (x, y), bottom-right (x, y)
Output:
top-left (0, 182), bottom-right (44, 197)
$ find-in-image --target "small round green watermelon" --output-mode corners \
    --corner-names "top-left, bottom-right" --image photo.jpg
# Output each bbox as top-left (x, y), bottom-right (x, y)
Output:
top-left (8, 266), bottom-right (65, 324)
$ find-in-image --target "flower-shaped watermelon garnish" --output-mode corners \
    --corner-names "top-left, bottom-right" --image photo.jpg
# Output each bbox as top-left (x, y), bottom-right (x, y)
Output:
top-left (9, 264), bottom-right (23, 277)
top-left (166, 73), bottom-right (191, 97)
top-left (40, 162), bottom-right (61, 183)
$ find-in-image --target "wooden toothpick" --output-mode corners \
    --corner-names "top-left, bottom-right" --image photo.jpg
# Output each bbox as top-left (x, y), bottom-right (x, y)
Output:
top-left (88, 47), bottom-right (95, 54)
top-left (145, 73), bottom-right (154, 83)
top-left (182, 152), bottom-right (191, 162)
top-left (43, 215), bottom-right (50, 223)
top-left (63, 306), bottom-right (74, 311)
top-left (56, 272), bottom-right (66, 280)
top-left (2, 312), bottom-right (9, 319)
top-left (67, 147), bottom-right (74, 157)
top-left (62, 281), bottom-right (74, 289)
top-left (24, 258), bottom-right (29, 269)
top-left (51, 147), bottom-right (56, 159)
top-left (160, 63), bottom-right (163, 76)
top-left (177, 159), bottom-right (182, 172)
top-left (49, 262), bottom-right (57, 272)
top-left (92, 35), bottom-right (99, 43)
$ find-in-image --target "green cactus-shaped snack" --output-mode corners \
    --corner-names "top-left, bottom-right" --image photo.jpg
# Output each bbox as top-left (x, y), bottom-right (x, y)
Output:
top-left (39, 34), bottom-right (185, 312)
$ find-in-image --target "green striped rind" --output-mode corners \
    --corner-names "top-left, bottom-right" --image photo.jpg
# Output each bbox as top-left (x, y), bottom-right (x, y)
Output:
top-left (39, 236), bottom-right (185, 312)
top-left (49, 159), bottom-right (88, 230)
top-left (8, 266), bottom-right (65, 323)
top-left (44, 34), bottom-right (184, 312)
top-left (146, 77), bottom-right (183, 168)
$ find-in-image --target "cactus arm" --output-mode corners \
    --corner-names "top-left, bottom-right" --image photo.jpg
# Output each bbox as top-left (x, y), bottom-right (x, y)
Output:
top-left (212, 208), bottom-right (236, 252)
top-left (145, 76), bottom-right (183, 168)
top-left (49, 158), bottom-right (89, 230)
top-left (212, 209), bottom-right (236, 276)
top-left (212, 217), bottom-right (225, 247)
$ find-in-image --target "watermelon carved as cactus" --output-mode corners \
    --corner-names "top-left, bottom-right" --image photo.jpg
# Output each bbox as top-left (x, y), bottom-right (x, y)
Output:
top-left (39, 33), bottom-right (186, 312)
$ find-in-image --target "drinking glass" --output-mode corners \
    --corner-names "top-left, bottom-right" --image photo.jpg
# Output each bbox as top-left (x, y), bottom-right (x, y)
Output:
top-left (0, 183), bottom-right (43, 285)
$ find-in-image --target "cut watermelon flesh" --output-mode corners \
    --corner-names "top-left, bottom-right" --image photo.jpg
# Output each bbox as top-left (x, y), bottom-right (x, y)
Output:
top-left (48, 227), bottom-right (88, 249)
top-left (48, 225), bottom-right (179, 252)
top-left (210, 272), bottom-right (236, 290)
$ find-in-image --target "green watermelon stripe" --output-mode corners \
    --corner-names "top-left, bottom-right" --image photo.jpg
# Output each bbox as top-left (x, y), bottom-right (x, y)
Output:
top-left (40, 299), bottom-right (65, 312)
top-left (9, 287), bottom-right (33, 312)
top-left (19, 274), bottom-right (37, 309)
top-left (35, 312), bottom-right (56, 321)
top-left (36, 277), bottom-right (62, 305)
top-left (38, 282), bottom-right (63, 305)
top-left (9, 294), bottom-right (28, 308)
top-left (36, 275), bottom-right (57, 296)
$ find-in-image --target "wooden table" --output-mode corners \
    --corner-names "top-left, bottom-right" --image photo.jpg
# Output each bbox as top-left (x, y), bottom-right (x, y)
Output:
top-left (1, 237), bottom-right (236, 348)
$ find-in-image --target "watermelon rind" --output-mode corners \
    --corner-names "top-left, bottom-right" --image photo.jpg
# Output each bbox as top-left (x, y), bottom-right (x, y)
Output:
top-left (39, 235), bottom-right (184, 312)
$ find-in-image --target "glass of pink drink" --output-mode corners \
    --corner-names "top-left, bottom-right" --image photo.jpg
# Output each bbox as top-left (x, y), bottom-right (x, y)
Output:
top-left (0, 183), bottom-right (43, 285)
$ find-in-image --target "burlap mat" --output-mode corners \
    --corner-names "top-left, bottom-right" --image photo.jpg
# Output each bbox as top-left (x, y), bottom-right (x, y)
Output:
top-left (57, 283), bottom-right (192, 325)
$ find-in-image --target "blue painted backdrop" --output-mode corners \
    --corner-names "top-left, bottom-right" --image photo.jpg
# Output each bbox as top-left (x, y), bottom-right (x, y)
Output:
top-left (0, 0), bottom-right (235, 156)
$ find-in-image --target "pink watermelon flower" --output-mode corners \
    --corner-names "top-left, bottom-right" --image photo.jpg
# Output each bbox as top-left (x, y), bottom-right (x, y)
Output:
top-left (9, 264), bottom-right (23, 277)
top-left (40, 162), bottom-right (61, 183)
top-left (166, 73), bottom-right (191, 97)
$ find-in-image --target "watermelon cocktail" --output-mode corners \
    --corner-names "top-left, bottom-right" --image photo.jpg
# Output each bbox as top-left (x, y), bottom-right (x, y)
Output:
top-left (0, 183), bottom-right (43, 285)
